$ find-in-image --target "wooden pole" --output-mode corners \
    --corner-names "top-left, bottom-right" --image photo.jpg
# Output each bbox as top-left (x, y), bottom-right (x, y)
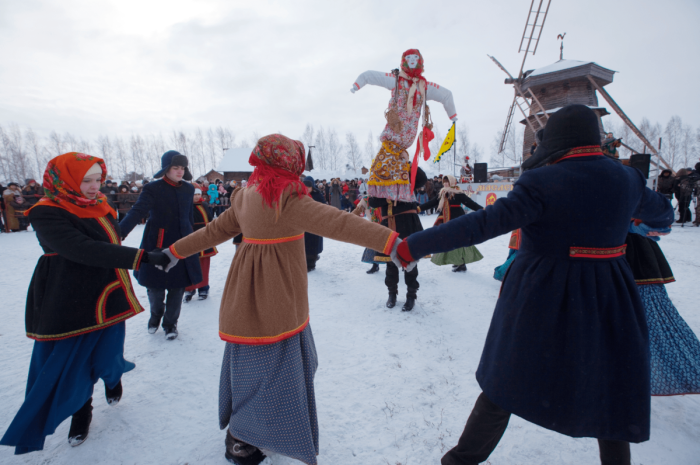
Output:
top-left (587, 75), bottom-right (673, 171)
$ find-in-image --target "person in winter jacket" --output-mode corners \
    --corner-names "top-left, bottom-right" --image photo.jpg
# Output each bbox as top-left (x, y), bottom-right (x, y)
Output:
top-left (119, 150), bottom-right (202, 340)
top-left (183, 187), bottom-right (218, 302)
top-left (330, 178), bottom-right (343, 209)
top-left (395, 105), bottom-right (674, 465)
top-left (3, 182), bottom-right (22, 231)
top-left (340, 193), bottom-right (354, 212)
top-left (163, 134), bottom-right (401, 465)
top-left (303, 176), bottom-right (325, 271)
top-left (418, 175), bottom-right (484, 272)
top-left (116, 185), bottom-right (133, 221)
top-left (21, 180), bottom-right (43, 206)
top-left (0, 152), bottom-right (170, 455)
top-left (672, 168), bottom-right (694, 224)
top-left (9, 195), bottom-right (30, 230)
top-left (656, 169), bottom-right (675, 200)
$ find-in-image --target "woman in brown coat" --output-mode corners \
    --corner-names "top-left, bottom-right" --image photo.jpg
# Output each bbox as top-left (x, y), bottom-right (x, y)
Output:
top-left (3, 182), bottom-right (22, 231)
top-left (165, 135), bottom-right (401, 465)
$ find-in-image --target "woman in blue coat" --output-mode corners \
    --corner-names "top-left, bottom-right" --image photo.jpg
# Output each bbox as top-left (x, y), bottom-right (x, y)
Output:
top-left (119, 151), bottom-right (202, 340)
top-left (396, 105), bottom-right (674, 465)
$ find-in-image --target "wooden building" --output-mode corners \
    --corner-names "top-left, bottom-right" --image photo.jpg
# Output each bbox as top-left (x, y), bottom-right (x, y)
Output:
top-left (217, 147), bottom-right (254, 183)
top-left (518, 60), bottom-right (614, 159)
top-left (203, 169), bottom-right (224, 184)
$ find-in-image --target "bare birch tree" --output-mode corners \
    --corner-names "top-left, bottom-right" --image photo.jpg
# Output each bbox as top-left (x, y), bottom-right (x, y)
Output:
top-left (327, 128), bottom-right (342, 171)
top-left (345, 132), bottom-right (362, 170)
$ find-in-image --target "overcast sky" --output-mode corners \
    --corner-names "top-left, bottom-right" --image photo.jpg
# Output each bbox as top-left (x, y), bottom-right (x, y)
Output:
top-left (1, 0), bottom-right (699, 160)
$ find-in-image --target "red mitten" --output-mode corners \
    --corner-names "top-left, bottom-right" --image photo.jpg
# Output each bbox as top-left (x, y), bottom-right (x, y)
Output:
top-left (396, 239), bottom-right (415, 268)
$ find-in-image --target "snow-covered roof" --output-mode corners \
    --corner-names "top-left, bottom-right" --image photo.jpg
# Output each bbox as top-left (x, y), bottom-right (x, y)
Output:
top-left (217, 147), bottom-right (254, 173)
top-left (528, 59), bottom-right (592, 77)
top-left (520, 59), bottom-right (616, 93)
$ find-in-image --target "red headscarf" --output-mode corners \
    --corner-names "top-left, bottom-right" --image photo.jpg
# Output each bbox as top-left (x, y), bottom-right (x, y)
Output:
top-left (401, 49), bottom-right (425, 79)
top-left (247, 134), bottom-right (308, 209)
top-left (26, 152), bottom-right (117, 219)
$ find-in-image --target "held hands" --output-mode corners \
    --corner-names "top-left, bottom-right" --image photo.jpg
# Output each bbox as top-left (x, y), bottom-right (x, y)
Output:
top-left (390, 238), bottom-right (418, 272)
top-left (150, 248), bottom-right (179, 273)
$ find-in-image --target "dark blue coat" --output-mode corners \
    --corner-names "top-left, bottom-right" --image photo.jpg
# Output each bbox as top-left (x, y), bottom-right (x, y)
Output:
top-left (304, 185), bottom-right (325, 256)
top-left (405, 155), bottom-right (674, 443)
top-left (119, 179), bottom-right (202, 289)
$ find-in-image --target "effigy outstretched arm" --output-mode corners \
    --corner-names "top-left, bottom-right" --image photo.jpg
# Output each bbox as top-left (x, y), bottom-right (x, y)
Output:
top-left (426, 82), bottom-right (458, 122)
top-left (351, 71), bottom-right (396, 93)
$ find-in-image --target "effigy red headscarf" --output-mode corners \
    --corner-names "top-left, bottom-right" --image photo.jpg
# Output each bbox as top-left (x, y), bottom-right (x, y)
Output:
top-left (26, 152), bottom-right (117, 219)
top-left (247, 134), bottom-right (309, 210)
top-left (401, 49), bottom-right (425, 79)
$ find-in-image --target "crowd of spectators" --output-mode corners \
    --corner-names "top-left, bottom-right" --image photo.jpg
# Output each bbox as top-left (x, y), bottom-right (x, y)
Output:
top-left (656, 162), bottom-right (700, 225)
top-left (6, 164), bottom-right (696, 233)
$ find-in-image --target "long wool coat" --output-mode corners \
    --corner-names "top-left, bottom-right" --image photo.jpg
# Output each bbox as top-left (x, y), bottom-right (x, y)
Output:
top-left (26, 206), bottom-right (145, 340)
top-left (170, 186), bottom-right (399, 345)
top-left (119, 178), bottom-right (202, 289)
top-left (304, 188), bottom-right (326, 256)
top-left (404, 155), bottom-right (674, 443)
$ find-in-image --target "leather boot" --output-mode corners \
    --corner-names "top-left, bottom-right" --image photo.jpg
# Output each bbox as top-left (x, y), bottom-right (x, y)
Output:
top-left (452, 264), bottom-right (467, 272)
top-left (402, 295), bottom-right (416, 312)
top-left (225, 429), bottom-right (266, 465)
top-left (367, 263), bottom-right (380, 274)
top-left (105, 380), bottom-right (122, 406)
top-left (68, 397), bottom-right (93, 446)
top-left (386, 293), bottom-right (398, 308)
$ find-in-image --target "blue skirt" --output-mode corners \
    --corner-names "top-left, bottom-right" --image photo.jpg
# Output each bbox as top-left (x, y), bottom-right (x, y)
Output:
top-left (639, 284), bottom-right (700, 396)
top-left (0, 322), bottom-right (134, 455)
top-left (219, 325), bottom-right (319, 465)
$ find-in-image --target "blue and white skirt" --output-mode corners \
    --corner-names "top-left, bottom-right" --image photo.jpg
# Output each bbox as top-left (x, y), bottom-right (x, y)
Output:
top-left (219, 325), bottom-right (319, 464)
top-left (0, 322), bottom-right (134, 454)
top-left (639, 284), bottom-right (700, 396)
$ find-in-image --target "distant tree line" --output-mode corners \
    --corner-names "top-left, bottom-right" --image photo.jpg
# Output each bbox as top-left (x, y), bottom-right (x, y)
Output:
top-left (5, 115), bottom-right (692, 184)
top-left (488, 115), bottom-right (700, 171)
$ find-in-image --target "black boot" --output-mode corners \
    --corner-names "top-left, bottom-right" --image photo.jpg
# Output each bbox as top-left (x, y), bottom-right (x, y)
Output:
top-left (402, 295), bottom-right (416, 312)
top-left (225, 429), bottom-right (266, 465)
top-left (367, 263), bottom-right (380, 274)
top-left (386, 293), bottom-right (397, 308)
top-left (452, 264), bottom-right (467, 272)
top-left (183, 291), bottom-right (195, 303)
top-left (68, 398), bottom-right (93, 447)
top-left (105, 380), bottom-right (122, 406)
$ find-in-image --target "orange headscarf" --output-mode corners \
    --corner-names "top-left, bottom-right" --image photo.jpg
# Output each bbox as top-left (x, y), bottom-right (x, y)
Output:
top-left (26, 152), bottom-right (117, 219)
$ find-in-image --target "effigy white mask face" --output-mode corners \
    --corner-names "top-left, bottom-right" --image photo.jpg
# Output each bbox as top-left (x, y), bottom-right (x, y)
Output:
top-left (406, 54), bottom-right (420, 69)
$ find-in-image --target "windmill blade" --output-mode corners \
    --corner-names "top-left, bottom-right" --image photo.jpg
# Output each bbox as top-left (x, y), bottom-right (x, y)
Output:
top-left (487, 55), bottom-right (514, 80)
top-left (517, 0), bottom-right (552, 78)
top-left (499, 96), bottom-right (517, 153)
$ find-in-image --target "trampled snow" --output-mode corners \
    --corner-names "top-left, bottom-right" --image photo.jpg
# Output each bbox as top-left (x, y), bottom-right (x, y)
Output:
top-left (1, 216), bottom-right (699, 464)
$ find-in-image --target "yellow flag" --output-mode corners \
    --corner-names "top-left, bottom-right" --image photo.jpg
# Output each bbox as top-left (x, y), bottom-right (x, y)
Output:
top-left (434, 123), bottom-right (455, 163)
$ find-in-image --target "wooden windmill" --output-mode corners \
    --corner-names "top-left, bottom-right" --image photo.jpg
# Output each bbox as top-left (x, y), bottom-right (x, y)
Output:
top-left (489, 0), bottom-right (673, 170)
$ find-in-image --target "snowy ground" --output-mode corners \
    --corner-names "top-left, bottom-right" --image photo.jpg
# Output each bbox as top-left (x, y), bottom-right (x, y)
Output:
top-left (1, 215), bottom-right (699, 465)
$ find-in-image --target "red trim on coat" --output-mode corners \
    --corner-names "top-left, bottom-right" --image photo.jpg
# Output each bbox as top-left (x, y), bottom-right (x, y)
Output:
top-left (163, 176), bottom-right (182, 187)
top-left (569, 244), bottom-right (627, 259)
top-left (554, 146), bottom-right (603, 164)
top-left (169, 244), bottom-right (186, 259)
top-left (508, 229), bottom-right (521, 250)
top-left (243, 233), bottom-right (304, 245)
top-left (382, 231), bottom-right (400, 255)
top-left (133, 249), bottom-right (145, 270)
top-left (219, 317), bottom-right (309, 345)
top-left (156, 228), bottom-right (164, 248)
top-left (43, 253), bottom-right (58, 257)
